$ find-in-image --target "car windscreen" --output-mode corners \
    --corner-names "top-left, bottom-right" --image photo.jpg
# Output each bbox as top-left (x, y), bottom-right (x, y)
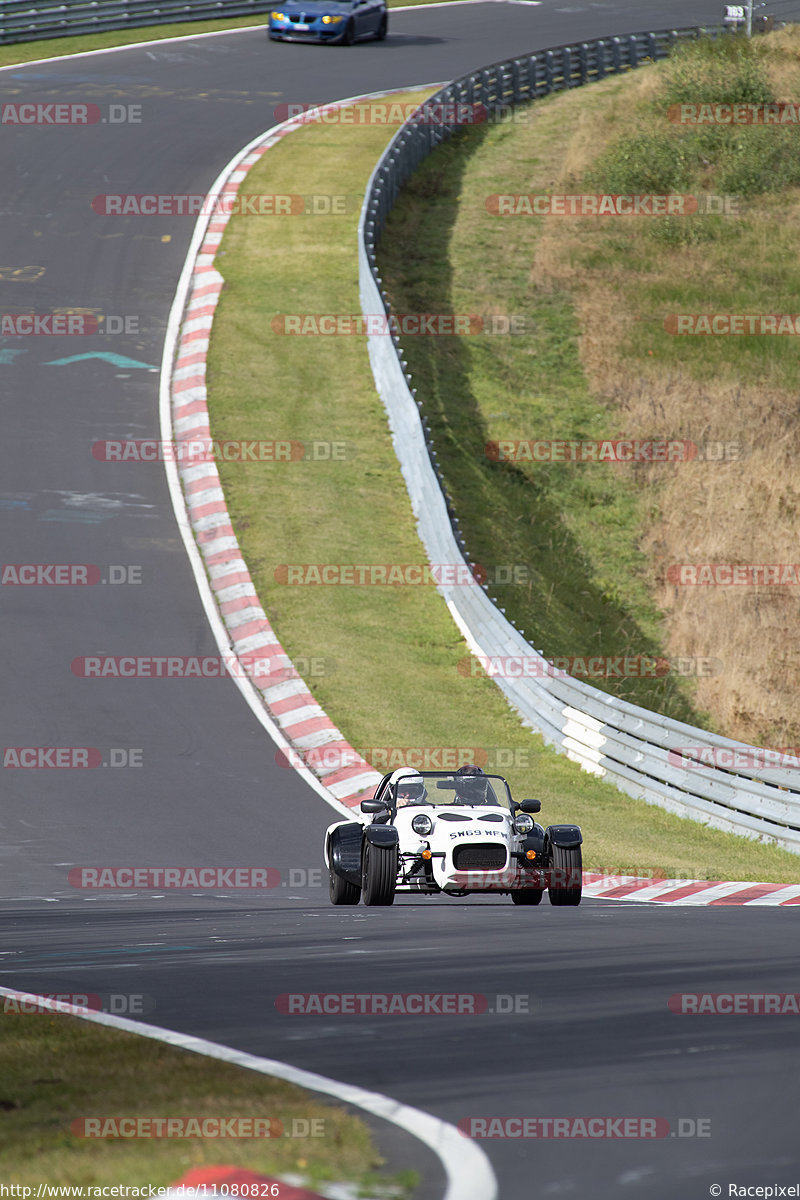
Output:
top-left (391, 772), bottom-right (512, 811)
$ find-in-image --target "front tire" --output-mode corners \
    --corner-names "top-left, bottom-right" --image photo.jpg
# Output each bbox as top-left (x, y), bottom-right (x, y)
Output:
top-left (329, 865), bottom-right (361, 905)
top-left (375, 13), bottom-right (387, 39)
top-left (548, 844), bottom-right (582, 906)
top-left (362, 840), bottom-right (397, 906)
top-left (341, 18), bottom-right (355, 44)
top-left (511, 888), bottom-right (544, 905)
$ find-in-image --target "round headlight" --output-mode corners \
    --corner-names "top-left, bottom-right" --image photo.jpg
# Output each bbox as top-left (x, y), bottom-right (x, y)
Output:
top-left (411, 813), bottom-right (433, 836)
top-left (514, 813), bottom-right (534, 834)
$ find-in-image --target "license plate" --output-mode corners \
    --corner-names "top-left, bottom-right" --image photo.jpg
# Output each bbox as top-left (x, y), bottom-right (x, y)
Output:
top-left (293, 20), bottom-right (310, 27)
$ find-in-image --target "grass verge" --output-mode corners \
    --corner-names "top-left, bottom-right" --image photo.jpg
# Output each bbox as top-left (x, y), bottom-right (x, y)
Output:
top-left (377, 101), bottom-right (712, 725)
top-left (376, 28), bottom-right (800, 748)
top-left (0, 1008), bottom-right (414, 1193)
top-left (204, 88), bottom-right (800, 882)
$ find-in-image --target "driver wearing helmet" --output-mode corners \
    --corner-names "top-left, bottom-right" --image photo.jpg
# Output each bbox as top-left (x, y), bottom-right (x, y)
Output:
top-left (384, 768), bottom-right (428, 809)
top-left (453, 762), bottom-right (492, 805)
top-left (395, 776), bottom-right (428, 808)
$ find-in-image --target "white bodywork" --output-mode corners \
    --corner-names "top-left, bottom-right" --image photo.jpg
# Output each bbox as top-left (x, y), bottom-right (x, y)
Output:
top-left (324, 799), bottom-right (544, 895)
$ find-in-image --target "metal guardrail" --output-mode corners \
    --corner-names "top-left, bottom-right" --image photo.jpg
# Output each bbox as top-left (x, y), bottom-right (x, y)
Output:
top-left (358, 26), bottom-right (800, 855)
top-left (0, 0), bottom-right (273, 44)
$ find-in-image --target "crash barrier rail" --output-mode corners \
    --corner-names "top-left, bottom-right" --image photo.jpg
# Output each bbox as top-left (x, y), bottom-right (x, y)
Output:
top-left (358, 25), bottom-right (800, 855)
top-left (0, 0), bottom-right (275, 45)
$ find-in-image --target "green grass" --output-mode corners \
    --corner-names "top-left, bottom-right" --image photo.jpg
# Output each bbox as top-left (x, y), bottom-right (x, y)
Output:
top-left (0, 0), bottom-right (457, 70)
top-left (376, 108), bottom-right (715, 724)
top-left (202, 88), bottom-right (800, 883)
top-left (375, 32), bottom-right (800, 745)
top-left (0, 1010), bottom-right (414, 1193)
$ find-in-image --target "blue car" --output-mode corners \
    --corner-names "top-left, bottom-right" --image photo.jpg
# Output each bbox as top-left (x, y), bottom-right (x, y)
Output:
top-left (269, 0), bottom-right (387, 43)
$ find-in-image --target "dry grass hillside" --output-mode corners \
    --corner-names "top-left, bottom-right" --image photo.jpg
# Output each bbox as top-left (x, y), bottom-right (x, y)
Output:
top-left (529, 28), bottom-right (800, 746)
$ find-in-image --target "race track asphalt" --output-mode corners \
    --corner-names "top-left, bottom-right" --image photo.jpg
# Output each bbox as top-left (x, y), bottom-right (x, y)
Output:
top-left (3, 3), bottom-right (798, 1196)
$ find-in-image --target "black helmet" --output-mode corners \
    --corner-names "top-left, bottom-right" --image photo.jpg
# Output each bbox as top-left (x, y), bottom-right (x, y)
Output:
top-left (454, 763), bottom-right (490, 804)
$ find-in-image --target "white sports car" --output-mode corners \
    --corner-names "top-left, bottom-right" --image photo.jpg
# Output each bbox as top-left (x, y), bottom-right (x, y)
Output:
top-left (324, 767), bottom-right (583, 907)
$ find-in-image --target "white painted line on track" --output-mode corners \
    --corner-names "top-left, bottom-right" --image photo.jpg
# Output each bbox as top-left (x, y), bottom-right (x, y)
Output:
top-left (0, 986), bottom-right (498, 1200)
top-left (0, 1), bottom-right (536, 73)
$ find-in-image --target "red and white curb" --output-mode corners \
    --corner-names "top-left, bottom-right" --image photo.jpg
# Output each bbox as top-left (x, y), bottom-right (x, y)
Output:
top-left (166, 1168), bottom-right (323, 1200)
top-left (165, 1167), bottom-right (398, 1200)
top-left (584, 873), bottom-right (800, 906)
top-left (171, 146), bottom-right (375, 808)
top-left (163, 87), bottom-right (440, 814)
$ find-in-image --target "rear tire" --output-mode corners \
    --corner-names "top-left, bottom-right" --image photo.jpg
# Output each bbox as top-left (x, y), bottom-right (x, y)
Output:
top-left (511, 888), bottom-right (544, 905)
top-left (375, 13), bottom-right (387, 39)
top-left (362, 840), bottom-right (397, 906)
top-left (548, 844), bottom-right (582, 906)
top-left (329, 865), bottom-right (361, 905)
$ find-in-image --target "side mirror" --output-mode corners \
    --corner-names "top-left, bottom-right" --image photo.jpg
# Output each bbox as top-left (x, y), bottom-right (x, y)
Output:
top-left (361, 798), bottom-right (388, 814)
top-left (520, 798), bottom-right (541, 814)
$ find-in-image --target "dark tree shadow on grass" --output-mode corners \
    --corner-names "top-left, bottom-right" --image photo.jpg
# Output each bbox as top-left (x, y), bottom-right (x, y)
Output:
top-left (376, 123), bottom-right (712, 727)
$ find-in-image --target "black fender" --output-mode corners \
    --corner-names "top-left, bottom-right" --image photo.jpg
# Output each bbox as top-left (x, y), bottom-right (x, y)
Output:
top-left (364, 824), bottom-right (400, 850)
top-left (544, 823), bottom-right (583, 850)
top-left (519, 821), bottom-right (546, 862)
top-left (328, 822), bottom-right (364, 887)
